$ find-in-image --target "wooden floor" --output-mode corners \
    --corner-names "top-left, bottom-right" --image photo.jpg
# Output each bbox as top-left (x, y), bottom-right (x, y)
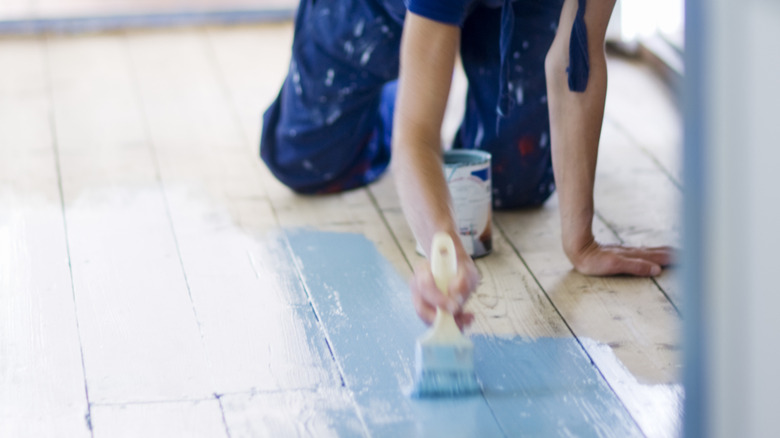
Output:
top-left (0, 22), bottom-right (682, 437)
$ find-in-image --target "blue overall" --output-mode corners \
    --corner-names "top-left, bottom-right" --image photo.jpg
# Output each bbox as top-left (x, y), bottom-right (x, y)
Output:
top-left (260, 0), bottom-right (589, 209)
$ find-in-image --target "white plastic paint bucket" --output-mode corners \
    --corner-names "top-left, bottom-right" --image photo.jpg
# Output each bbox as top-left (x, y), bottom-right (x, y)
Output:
top-left (416, 149), bottom-right (493, 258)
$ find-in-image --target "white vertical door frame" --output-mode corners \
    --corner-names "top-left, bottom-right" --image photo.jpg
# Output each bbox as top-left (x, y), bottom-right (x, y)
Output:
top-left (684, 0), bottom-right (780, 437)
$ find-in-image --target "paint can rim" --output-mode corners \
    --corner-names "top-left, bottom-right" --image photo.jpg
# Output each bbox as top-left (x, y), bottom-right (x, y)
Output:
top-left (443, 149), bottom-right (491, 167)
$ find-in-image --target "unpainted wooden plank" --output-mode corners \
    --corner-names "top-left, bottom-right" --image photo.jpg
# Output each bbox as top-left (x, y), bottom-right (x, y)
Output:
top-left (0, 37), bottom-right (51, 152)
top-left (286, 229), bottom-right (642, 437)
top-left (91, 400), bottom-right (227, 438)
top-left (45, 33), bottom-right (147, 152)
top-left (204, 24), bottom-right (294, 150)
top-left (46, 32), bottom-right (213, 404)
top-left (222, 388), bottom-right (366, 438)
top-left (605, 56), bottom-right (682, 184)
top-left (595, 119), bottom-right (681, 310)
top-left (596, 122), bottom-right (681, 250)
top-left (0, 36), bottom-right (90, 438)
top-left (125, 28), bottom-right (246, 152)
top-left (155, 150), bottom-right (267, 201)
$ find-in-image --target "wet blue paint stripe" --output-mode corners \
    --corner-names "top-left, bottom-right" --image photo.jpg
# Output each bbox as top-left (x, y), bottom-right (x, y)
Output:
top-left (0, 8), bottom-right (294, 35)
top-left (285, 229), bottom-right (504, 437)
top-left (474, 336), bottom-right (642, 437)
top-left (284, 229), bottom-right (642, 437)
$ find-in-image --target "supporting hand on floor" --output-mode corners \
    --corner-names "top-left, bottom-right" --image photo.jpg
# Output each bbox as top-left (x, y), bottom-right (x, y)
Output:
top-left (566, 236), bottom-right (674, 277)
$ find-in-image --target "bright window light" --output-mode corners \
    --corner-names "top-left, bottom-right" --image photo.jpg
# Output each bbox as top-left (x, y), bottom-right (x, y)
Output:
top-left (620, 0), bottom-right (685, 41)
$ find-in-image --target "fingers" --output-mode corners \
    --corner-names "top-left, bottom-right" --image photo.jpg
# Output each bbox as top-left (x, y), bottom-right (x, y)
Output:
top-left (448, 258), bottom-right (480, 307)
top-left (574, 245), bottom-right (665, 277)
top-left (411, 289), bottom-right (437, 325)
top-left (574, 241), bottom-right (677, 277)
top-left (410, 257), bottom-right (479, 329)
top-left (412, 261), bottom-right (459, 313)
top-left (607, 255), bottom-right (661, 277)
top-left (454, 312), bottom-right (475, 330)
top-left (411, 291), bottom-right (474, 329)
top-left (618, 246), bottom-right (676, 267)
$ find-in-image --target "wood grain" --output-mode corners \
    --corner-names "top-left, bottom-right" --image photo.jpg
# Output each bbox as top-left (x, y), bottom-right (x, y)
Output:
top-left (605, 56), bottom-right (682, 185)
top-left (595, 120), bottom-right (682, 310)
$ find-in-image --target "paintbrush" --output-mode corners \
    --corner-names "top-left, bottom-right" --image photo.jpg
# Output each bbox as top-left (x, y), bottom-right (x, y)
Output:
top-left (410, 232), bottom-right (480, 398)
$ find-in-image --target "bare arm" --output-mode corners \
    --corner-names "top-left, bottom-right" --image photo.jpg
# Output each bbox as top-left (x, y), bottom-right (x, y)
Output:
top-left (546, 0), bottom-right (672, 275)
top-left (393, 12), bottom-right (478, 326)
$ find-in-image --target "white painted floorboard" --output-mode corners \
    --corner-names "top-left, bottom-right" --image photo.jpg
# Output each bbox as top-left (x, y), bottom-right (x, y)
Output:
top-left (0, 38), bottom-right (90, 438)
top-left (46, 33), bottom-right (214, 404)
top-left (90, 400), bottom-right (228, 438)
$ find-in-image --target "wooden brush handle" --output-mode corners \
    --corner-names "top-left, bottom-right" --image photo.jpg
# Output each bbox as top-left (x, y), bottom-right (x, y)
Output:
top-left (431, 232), bottom-right (457, 297)
top-left (430, 232), bottom-right (462, 335)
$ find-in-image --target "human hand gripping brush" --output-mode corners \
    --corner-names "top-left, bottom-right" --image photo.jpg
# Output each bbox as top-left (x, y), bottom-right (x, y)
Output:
top-left (410, 232), bottom-right (480, 398)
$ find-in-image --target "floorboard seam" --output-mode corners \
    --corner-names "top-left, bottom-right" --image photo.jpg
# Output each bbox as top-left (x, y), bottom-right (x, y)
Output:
top-left (280, 231), bottom-right (374, 438)
top-left (494, 219), bottom-right (647, 437)
top-left (215, 393), bottom-right (233, 438)
top-left (121, 29), bottom-right (218, 393)
top-left (202, 27), bottom-right (285, 226)
top-left (606, 116), bottom-right (683, 190)
top-left (365, 187), bottom-right (414, 271)
top-left (91, 397), bottom-right (217, 407)
top-left (42, 34), bottom-right (95, 438)
top-left (594, 210), bottom-right (682, 316)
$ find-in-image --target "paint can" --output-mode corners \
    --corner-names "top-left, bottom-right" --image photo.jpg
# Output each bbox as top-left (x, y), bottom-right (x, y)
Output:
top-left (416, 149), bottom-right (493, 258)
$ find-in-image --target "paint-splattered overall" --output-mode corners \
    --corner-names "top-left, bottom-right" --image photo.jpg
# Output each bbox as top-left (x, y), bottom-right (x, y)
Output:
top-left (261, 0), bottom-right (589, 209)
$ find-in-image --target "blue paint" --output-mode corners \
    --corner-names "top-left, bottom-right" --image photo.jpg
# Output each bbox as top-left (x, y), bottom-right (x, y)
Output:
top-left (0, 9), bottom-right (295, 35)
top-left (285, 229), bottom-right (504, 437)
top-left (474, 336), bottom-right (642, 437)
top-left (284, 229), bottom-right (642, 437)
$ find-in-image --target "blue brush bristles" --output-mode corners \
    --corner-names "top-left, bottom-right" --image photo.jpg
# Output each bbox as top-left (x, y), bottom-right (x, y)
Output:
top-left (410, 233), bottom-right (480, 399)
top-left (410, 342), bottom-right (480, 398)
